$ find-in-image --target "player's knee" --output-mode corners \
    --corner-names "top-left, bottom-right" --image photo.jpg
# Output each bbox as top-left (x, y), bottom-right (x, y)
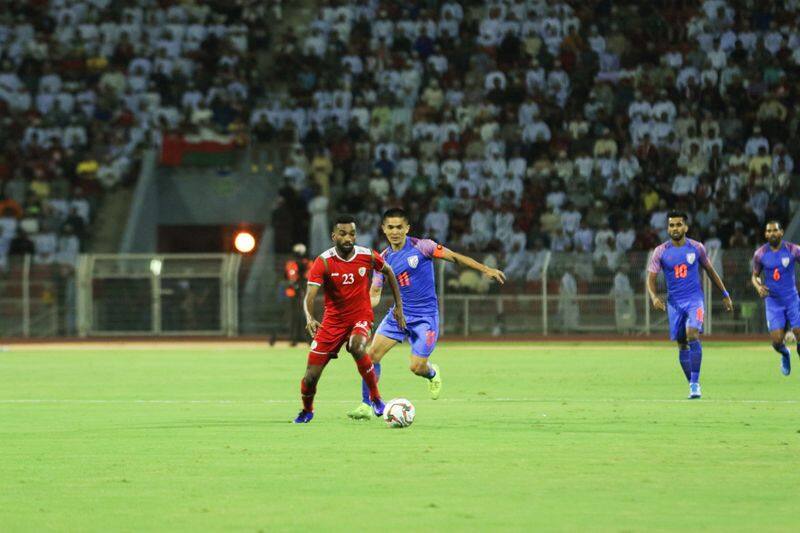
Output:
top-left (685, 331), bottom-right (699, 342)
top-left (678, 342), bottom-right (689, 351)
top-left (347, 338), bottom-right (368, 359)
top-left (349, 344), bottom-right (367, 360)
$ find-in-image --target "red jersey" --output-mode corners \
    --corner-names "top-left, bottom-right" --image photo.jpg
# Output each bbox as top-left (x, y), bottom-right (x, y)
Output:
top-left (307, 246), bottom-right (385, 323)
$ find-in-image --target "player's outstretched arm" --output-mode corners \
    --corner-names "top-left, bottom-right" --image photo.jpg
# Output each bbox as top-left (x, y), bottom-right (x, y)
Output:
top-left (751, 272), bottom-right (769, 298)
top-left (380, 263), bottom-right (406, 330)
top-left (702, 262), bottom-right (734, 312)
top-left (303, 283), bottom-right (322, 337)
top-left (369, 283), bottom-right (383, 308)
top-left (646, 272), bottom-right (666, 311)
top-left (439, 248), bottom-right (506, 284)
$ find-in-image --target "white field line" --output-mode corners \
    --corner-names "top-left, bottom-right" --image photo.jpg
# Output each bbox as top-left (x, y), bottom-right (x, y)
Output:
top-left (0, 398), bottom-right (797, 405)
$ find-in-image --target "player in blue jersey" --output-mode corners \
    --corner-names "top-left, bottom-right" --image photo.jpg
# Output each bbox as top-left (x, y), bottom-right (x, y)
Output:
top-left (751, 220), bottom-right (800, 376)
top-left (647, 211), bottom-right (733, 399)
top-left (347, 207), bottom-right (506, 419)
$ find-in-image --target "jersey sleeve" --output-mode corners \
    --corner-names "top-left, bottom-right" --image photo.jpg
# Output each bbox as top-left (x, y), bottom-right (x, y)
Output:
top-left (646, 245), bottom-right (664, 274)
top-left (789, 242), bottom-right (800, 261)
top-left (415, 238), bottom-right (448, 259)
top-left (694, 241), bottom-right (711, 267)
top-left (752, 246), bottom-right (765, 275)
top-left (307, 257), bottom-right (325, 286)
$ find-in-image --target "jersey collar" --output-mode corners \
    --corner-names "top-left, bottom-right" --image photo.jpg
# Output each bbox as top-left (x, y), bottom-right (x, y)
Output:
top-left (332, 248), bottom-right (357, 262)
top-left (387, 237), bottom-right (410, 256)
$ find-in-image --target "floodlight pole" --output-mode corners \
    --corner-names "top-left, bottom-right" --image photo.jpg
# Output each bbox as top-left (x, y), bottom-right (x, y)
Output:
top-left (542, 251), bottom-right (552, 336)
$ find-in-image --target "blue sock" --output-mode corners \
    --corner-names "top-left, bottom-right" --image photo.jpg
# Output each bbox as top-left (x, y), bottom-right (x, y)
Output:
top-left (678, 349), bottom-right (691, 382)
top-left (361, 363), bottom-right (381, 405)
top-left (773, 342), bottom-right (791, 359)
top-left (688, 340), bottom-right (702, 384)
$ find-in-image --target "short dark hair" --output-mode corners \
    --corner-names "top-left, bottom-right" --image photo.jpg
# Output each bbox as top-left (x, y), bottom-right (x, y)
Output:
top-left (766, 219), bottom-right (783, 230)
top-left (667, 210), bottom-right (688, 222)
top-left (332, 214), bottom-right (356, 229)
top-left (382, 207), bottom-right (409, 222)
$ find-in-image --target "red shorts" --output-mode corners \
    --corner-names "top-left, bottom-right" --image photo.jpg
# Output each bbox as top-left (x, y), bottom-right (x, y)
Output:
top-left (308, 318), bottom-right (372, 364)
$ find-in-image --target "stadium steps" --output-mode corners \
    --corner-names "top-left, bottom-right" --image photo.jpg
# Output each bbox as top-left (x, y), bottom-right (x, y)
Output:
top-left (89, 188), bottom-right (135, 253)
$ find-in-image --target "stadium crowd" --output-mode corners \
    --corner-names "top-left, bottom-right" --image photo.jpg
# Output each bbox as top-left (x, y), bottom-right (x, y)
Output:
top-left (2, 0), bottom-right (800, 288)
top-left (0, 0), bottom-right (280, 268)
top-left (263, 0), bottom-right (800, 288)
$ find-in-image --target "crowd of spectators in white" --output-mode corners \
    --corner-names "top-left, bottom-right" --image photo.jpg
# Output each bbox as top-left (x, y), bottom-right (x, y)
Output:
top-left (265, 0), bottom-right (799, 295)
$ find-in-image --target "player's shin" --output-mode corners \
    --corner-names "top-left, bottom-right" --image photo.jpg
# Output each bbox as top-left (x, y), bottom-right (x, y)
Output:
top-left (772, 342), bottom-right (791, 358)
top-left (772, 342), bottom-right (792, 375)
top-left (355, 354), bottom-right (381, 401)
top-left (678, 348), bottom-right (691, 382)
top-left (360, 362), bottom-right (381, 405)
top-left (300, 379), bottom-right (316, 412)
top-left (688, 340), bottom-right (702, 384)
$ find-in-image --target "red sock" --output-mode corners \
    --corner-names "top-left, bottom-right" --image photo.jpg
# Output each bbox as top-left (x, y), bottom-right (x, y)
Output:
top-left (300, 379), bottom-right (316, 412)
top-left (355, 354), bottom-right (381, 402)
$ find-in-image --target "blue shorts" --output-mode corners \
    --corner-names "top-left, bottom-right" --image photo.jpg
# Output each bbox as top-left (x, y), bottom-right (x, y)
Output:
top-left (376, 312), bottom-right (439, 357)
top-left (765, 297), bottom-right (800, 332)
top-left (667, 299), bottom-right (704, 341)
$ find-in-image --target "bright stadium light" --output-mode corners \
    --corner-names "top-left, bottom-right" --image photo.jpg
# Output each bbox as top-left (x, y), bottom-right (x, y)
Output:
top-left (234, 231), bottom-right (256, 253)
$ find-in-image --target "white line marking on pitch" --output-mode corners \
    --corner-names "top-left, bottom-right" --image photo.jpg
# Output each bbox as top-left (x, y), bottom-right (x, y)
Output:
top-left (0, 398), bottom-right (797, 405)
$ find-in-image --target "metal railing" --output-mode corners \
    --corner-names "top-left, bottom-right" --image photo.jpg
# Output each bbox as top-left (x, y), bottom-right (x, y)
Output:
top-left (76, 254), bottom-right (241, 337)
top-left (0, 248), bottom-right (787, 338)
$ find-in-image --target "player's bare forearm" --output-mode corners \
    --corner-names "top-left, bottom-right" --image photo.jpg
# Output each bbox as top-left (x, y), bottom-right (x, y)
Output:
top-left (703, 263), bottom-right (728, 295)
top-left (303, 284), bottom-right (321, 336)
top-left (381, 263), bottom-right (406, 329)
top-left (646, 272), bottom-right (658, 300)
top-left (751, 273), bottom-right (769, 297)
top-left (647, 272), bottom-right (665, 310)
top-left (370, 284), bottom-right (382, 308)
top-left (381, 264), bottom-right (402, 310)
top-left (443, 249), bottom-right (506, 284)
top-left (704, 263), bottom-right (734, 311)
top-left (303, 284), bottom-right (319, 321)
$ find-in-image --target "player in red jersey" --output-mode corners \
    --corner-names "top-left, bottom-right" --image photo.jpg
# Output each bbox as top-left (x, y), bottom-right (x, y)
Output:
top-left (294, 214), bottom-right (406, 423)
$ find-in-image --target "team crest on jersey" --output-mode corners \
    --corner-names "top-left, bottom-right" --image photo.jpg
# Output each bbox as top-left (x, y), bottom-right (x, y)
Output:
top-left (686, 253), bottom-right (696, 265)
top-left (782, 257), bottom-right (791, 268)
top-left (358, 267), bottom-right (366, 276)
top-left (407, 255), bottom-right (419, 268)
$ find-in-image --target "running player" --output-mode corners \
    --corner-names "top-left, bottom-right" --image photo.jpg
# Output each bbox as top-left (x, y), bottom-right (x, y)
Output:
top-left (347, 207), bottom-right (506, 420)
top-left (646, 211), bottom-right (733, 399)
top-left (751, 220), bottom-right (800, 376)
top-left (294, 215), bottom-right (406, 423)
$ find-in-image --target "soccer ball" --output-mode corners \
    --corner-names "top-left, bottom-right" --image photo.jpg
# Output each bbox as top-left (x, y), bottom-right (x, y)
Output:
top-left (383, 398), bottom-right (415, 428)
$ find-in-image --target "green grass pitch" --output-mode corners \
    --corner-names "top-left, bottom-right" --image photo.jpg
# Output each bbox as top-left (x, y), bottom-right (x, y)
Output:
top-left (1, 341), bottom-right (800, 532)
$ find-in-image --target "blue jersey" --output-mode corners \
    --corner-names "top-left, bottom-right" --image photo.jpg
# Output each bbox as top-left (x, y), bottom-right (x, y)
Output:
top-left (373, 237), bottom-right (443, 317)
top-left (752, 241), bottom-right (800, 304)
top-left (648, 238), bottom-right (710, 305)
